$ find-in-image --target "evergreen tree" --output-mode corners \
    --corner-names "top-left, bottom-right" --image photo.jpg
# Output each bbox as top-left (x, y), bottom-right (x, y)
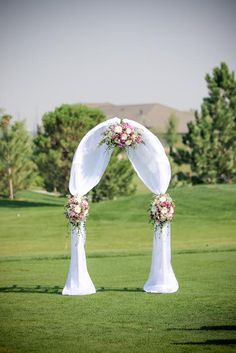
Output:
top-left (34, 104), bottom-right (105, 194)
top-left (176, 63), bottom-right (236, 183)
top-left (165, 113), bottom-right (179, 154)
top-left (0, 115), bottom-right (35, 199)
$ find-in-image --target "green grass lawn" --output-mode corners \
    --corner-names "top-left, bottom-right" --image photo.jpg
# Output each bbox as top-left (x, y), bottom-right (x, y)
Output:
top-left (0, 184), bottom-right (236, 353)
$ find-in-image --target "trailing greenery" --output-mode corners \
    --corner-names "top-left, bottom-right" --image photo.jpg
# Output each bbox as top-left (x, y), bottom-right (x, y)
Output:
top-left (174, 62), bottom-right (236, 184)
top-left (0, 114), bottom-right (35, 199)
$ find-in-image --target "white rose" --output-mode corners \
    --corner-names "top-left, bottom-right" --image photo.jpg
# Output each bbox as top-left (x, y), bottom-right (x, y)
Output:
top-left (114, 125), bottom-right (122, 133)
top-left (159, 196), bottom-right (167, 202)
top-left (161, 207), bottom-right (168, 214)
top-left (75, 205), bottom-right (81, 213)
top-left (121, 133), bottom-right (128, 140)
top-left (84, 209), bottom-right (89, 216)
top-left (126, 128), bottom-right (132, 134)
top-left (170, 206), bottom-right (174, 214)
top-left (125, 140), bottom-right (132, 145)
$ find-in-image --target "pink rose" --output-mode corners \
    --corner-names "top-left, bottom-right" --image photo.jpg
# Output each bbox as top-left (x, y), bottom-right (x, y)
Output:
top-left (81, 200), bottom-right (88, 208)
top-left (136, 135), bottom-right (142, 143)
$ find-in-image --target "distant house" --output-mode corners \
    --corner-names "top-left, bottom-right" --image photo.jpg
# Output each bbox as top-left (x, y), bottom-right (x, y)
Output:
top-left (85, 103), bottom-right (195, 134)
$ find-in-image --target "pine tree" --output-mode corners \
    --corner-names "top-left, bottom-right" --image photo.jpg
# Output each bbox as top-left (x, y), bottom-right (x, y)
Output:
top-left (165, 113), bottom-right (179, 154)
top-left (181, 63), bottom-right (236, 183)
top-left (0, 115), bottom-right (35, 199)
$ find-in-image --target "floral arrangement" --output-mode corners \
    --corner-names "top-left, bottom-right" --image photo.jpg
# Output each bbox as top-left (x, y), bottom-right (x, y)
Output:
top-left (64, 195), bottom-right (89, 228)
top-left (149, 193), bottom-right (175, 229)
top-left (99, 120), bottom-right (144, 149)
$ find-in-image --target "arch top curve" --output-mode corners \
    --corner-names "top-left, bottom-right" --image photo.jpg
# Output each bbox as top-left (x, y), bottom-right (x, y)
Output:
top-left (69, 117), bottom-right (171, 196)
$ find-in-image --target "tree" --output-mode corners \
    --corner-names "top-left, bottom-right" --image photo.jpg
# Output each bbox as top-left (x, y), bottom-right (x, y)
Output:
top-left (34, 104), bottom-right (106, 195)
top-left (0, 115), bottom-right (35, 199)
top-left (91, 150), bottom-right (136, 202)
top-left (175, 62), bottom-right (236, 184)
top-left (165, 113), bottom-right (179, 154)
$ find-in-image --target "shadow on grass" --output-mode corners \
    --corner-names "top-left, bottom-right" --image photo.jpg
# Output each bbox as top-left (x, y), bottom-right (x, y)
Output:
top-left (0, 199), bottom-right (62, 208)
top-left (173, 339), bottom-right (236, 346)
top-left (0, 285), bottom-right (144, 294)
top-left (171, 326), bottom-right (236, 346)
top-left (97, 287), bottom-right (144, 292)
top-left (0, 285), bottom-right (62, 294)
top-left (168, 325), bottom-right (236, 331)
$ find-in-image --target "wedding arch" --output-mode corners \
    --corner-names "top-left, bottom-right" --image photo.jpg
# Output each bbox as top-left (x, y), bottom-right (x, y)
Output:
top-left (62, 117), bottom-right (179, 295)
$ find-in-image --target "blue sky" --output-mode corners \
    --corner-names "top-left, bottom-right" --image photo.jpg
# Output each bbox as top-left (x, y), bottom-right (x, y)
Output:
top-left (1, 0), bottom-right (236, 130)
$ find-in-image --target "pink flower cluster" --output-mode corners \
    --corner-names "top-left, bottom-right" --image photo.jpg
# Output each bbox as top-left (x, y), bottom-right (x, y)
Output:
top-left (149, 193), bottom-right (175, 228)
top-left (100, 121), bottom-right (143, 149)
top-left (64, 195), bottom-right (89, 227)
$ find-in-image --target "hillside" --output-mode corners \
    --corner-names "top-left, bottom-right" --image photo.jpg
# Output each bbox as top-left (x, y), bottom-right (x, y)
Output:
top-left (84, 102), bottom-right (195, 133)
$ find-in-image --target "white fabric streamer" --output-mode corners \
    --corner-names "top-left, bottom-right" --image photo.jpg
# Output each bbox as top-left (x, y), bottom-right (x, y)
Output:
top-left (62, 223), bottom-right (96, 295)
top-left (143, 222), bottom-right (179, 293)
top-left (124, 119), bottom-right (171, 194)
top-left (69, 118), bottom-right (119, 196)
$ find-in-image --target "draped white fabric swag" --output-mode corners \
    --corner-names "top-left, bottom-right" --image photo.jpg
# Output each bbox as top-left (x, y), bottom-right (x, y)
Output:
top-left (62, 118), bottom-right (178, 295)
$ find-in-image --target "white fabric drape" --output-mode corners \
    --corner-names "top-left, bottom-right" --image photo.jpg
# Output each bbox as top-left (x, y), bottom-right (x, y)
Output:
top-left (62, 223), bottom-right (96, 295)
top-left (69, 118), bottom-right (119, 196)
top-left (63, 117), bottom-right (178, 295)
top-left (124, 119), bottom-right (171, 194)
top-left (143, 222), bottom-right (179, 293)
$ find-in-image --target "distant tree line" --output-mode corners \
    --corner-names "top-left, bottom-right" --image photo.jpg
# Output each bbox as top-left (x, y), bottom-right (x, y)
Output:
top-left (0, 62), bottom-right (235, 199)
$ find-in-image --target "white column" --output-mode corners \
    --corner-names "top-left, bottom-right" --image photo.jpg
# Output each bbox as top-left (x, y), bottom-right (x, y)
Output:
top-left (144, 222), bottom-right (179, 293)
top-left (62, 222), bottom-right (96, 295)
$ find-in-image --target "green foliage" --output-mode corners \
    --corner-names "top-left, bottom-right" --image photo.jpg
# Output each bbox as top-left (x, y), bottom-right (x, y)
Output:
top-left (33, 104), bottom-right (105, 195)
top-left (181, 62), bottom-right (236, 184)
top-left (0, 115), bottom-right (35, 199)
top-left (91, 150), bottom-right (136, 202)
top-left (164, 114), bottom-right (180, 187)
top-left (165, 113), bottom-right (179, 153)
